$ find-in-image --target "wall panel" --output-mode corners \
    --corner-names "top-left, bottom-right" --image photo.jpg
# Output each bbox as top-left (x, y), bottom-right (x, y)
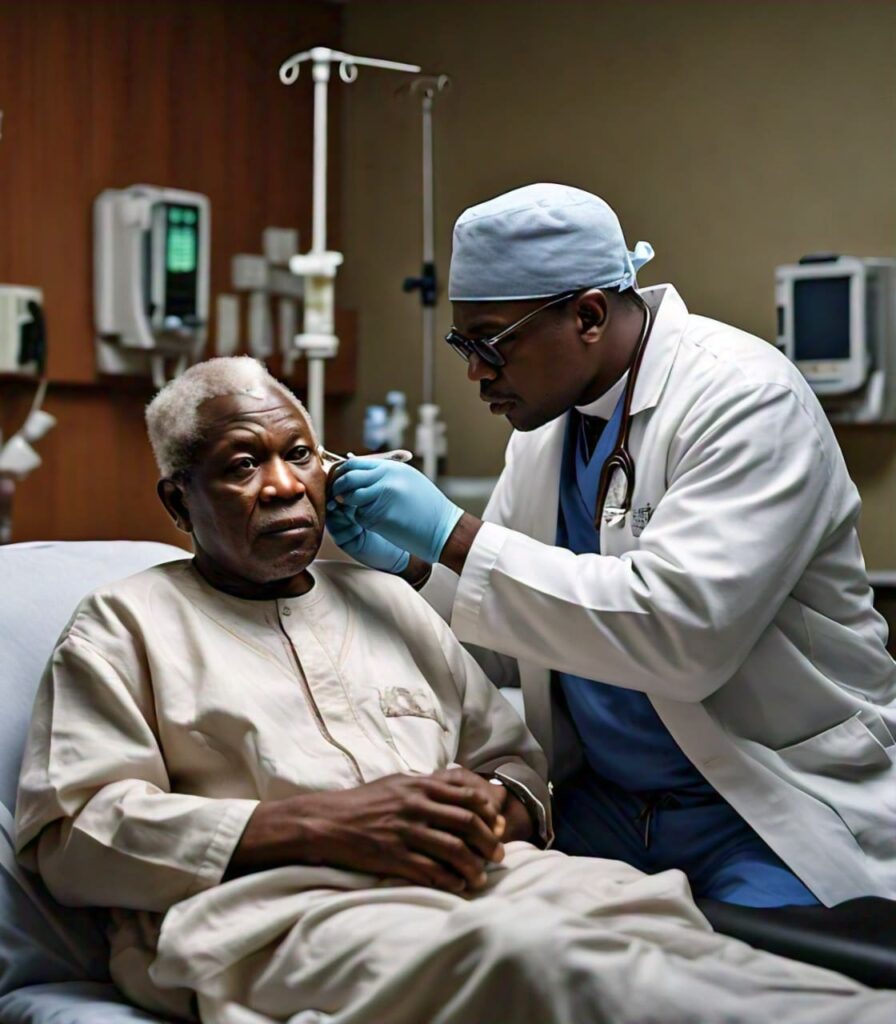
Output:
top-left (0, 0), bottom-right (349, 544)
top-left (341, 0), bottom-right (896, 568)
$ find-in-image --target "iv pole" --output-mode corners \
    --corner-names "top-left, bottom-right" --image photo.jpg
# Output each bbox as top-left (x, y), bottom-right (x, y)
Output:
top-left (399, 75), bottom-right (450, 480)
top-left (279, 46), bottom-right (421, 444)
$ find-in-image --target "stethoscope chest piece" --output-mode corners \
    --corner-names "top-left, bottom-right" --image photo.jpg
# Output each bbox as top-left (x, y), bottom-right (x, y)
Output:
top-left (602, 467), bottom-right (629, 528)
top-left (594, 299), bottom-right (653, 531)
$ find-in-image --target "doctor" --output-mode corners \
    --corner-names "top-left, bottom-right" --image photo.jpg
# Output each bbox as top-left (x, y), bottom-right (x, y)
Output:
top-left (328, 183), bottom-right (896, 909)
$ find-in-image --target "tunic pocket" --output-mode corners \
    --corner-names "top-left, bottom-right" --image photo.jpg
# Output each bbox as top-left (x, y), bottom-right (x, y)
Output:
top-left (379, 686), bottom-right (448, 774)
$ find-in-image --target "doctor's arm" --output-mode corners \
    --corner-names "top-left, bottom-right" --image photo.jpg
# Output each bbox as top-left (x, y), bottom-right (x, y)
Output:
top-left (329, 382), bottom-right (839, 704)
top-left (450, 383), bottom-right (839, 703)
top-left (328, 448), bottom-right (519, 688)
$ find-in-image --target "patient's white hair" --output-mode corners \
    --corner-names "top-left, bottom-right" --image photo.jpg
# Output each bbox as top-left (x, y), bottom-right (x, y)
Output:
top-left (146, 357), bottom-right (316, 477)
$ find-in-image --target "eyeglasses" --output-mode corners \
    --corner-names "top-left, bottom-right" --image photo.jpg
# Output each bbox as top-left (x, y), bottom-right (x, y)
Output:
top-left (444, 290), bottom-right (579, 368)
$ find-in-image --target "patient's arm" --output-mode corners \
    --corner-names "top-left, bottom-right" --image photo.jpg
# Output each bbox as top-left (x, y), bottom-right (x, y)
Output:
top-left (226, 766), bottom-right (509, 892)
top-left (16, 632), bottom-right (258, 914)
top-left (19, 636), bottom-right (510, 908)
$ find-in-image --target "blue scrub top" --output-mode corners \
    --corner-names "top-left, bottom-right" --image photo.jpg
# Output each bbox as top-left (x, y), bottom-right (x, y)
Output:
top-left (555, 399), bottom-right (715, 795)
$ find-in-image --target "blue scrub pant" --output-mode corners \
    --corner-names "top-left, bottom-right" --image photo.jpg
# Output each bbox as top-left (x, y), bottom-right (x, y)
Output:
top-left (553, 768), bottom-right (819, 908)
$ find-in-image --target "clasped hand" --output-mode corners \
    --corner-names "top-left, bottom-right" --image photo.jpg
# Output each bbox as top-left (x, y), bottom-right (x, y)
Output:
top-left (298, 766), bottom-right (509, 893)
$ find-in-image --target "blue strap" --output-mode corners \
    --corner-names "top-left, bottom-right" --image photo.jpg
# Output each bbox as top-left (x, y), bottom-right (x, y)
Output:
top-left (573, 392), bottom-right (626, 522)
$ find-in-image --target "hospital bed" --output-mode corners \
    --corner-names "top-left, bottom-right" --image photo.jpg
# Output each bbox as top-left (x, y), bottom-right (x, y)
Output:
top-left (1, 541), bottom-right (895, 1023)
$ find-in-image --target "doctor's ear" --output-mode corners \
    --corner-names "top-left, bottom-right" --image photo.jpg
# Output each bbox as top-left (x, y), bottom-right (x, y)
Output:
top-left (158, 477), bottom-right (193, 534)
top-left (576, 291), bottom-right (609, 342)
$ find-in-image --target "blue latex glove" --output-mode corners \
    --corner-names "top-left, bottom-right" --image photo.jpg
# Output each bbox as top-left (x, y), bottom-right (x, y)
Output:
top-left (326, 503), bottom-right (410, 573)
top-left (329, 458), bottom-right (464, 565)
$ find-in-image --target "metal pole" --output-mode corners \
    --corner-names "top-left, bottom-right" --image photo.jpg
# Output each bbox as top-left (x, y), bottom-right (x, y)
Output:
top-left (307, 357), bottom-right (325, 432)
top-left (397, 74), bottom-right (449, 479)
top-left (311, 59), bottom-right (330, 254)
top-left (280, 47), bottom-right (423, 445)
top-left (421, 88), bottom-right (435, 406)
top-left (308, 57), bottom-right (330, 437)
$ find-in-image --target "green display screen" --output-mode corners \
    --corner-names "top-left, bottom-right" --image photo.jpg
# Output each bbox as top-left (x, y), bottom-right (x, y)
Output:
top-left (166, 205), bottom-right (198, 274)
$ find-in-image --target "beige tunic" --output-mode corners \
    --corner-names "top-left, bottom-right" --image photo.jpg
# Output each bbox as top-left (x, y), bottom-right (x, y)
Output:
top-left (15, 559), bottom-right (549, 1017)
top-left (15, 560), bottom-right (895, 1023)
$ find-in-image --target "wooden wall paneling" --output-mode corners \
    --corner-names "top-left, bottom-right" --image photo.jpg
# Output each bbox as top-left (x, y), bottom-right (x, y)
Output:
top-left (0, 0), bottom-right (352, 545)
top-left (9, 383), bottom-right (188, 546)
top-left (0, 5), bottom-right (40, 349)
top-left (0, 0), bottom-right (344, 377)
top-left (4, 380), bottom-right (354, 545)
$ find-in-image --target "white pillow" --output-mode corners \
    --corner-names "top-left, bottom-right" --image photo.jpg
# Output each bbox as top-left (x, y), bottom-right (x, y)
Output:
top-left (0, 805), bottom-right (110, 995)
top-left (0, 541), bottom-right (187, 999)
top-left (0, 981), bottom-right (166, 1024)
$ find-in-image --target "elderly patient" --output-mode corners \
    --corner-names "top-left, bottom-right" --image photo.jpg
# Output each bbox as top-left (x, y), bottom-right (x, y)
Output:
top-left (14, 358), bottom-right (895, 1024)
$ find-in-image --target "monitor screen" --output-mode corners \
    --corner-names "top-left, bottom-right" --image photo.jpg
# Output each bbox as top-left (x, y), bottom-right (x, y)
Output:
top-left (164, 203), bottom-right (200, 317)
top-left (792, 276), bottom-right (851, 361)
top-left (165, 204), bottom-right (198, 274)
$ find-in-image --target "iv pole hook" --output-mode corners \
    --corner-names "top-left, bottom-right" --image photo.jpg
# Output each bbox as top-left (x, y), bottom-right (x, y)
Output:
top-left (278, 45), bottom-right (422, 443)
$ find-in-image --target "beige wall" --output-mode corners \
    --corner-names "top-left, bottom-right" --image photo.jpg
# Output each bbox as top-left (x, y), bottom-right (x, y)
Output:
top-left (340, 0), bottom-right (896, 566)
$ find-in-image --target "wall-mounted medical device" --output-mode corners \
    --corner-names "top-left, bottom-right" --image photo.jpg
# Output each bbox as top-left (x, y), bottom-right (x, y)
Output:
top-left (0, 379), bottom-right (56, 543)
top-left (94, 185), bottom-right (210, 388)
top-left (776, 254), bottom-right (896, 423)
top-left (0, 285), bottom-right (46, 375)
top-left (225, 229), bottom-right (304, 369)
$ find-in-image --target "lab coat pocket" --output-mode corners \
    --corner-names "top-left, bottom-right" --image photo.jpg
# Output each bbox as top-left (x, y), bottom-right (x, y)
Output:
top-left (775, 711), bottom-right (893, 780)
top-left (775, 711), bottom-right (896, 856)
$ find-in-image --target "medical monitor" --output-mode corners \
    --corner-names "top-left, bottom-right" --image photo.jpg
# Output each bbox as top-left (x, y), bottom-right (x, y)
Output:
top-left (792, 276), bottom-right (851, 363)
top-left (94, 184), bottom-right (211, 383)
top-left (776, 255), bottom-right (872, 396)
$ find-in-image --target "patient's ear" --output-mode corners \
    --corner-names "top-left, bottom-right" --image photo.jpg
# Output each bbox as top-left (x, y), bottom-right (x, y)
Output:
top-left (158, 478), bottom-right (193, 534)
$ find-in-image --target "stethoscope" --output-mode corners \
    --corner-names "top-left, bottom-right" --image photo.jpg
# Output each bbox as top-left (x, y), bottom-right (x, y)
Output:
top-left (594, 299), bottom-right (655, 530)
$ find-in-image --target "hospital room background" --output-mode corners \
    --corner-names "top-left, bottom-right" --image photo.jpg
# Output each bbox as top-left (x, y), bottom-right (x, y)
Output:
top-left (1, 0), bottom-right (895, 637)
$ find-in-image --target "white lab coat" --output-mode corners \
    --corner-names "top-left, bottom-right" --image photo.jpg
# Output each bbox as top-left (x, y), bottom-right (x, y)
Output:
top-left (424, 284), bottom-right (896, 907)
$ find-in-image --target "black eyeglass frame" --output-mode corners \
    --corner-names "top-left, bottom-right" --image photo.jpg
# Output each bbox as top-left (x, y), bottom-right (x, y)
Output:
top-left (444, 290), bottom-right (579, 368)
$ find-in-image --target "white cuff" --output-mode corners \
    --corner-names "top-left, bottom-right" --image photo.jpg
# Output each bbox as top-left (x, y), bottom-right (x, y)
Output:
top-left (491, 768), bottom-right (554, 849)
top-left (451, 521), bottom-right (509, 646)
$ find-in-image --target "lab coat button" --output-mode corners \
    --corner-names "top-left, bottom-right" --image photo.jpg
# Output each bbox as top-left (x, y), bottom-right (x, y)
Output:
top-left (281, 605), bottom-right (292, 616)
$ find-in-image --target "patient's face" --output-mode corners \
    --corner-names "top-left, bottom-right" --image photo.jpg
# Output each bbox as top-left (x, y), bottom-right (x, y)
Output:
top-left (169, 385), bottom-right (327, 597)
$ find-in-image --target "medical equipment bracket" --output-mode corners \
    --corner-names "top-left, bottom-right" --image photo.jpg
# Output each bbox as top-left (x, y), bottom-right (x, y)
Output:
top-left (279, 46), bottom-right (422, 444)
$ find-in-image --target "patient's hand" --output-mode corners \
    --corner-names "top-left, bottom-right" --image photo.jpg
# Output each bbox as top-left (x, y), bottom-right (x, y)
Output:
top-left (227, 768), bottom-right (507, 893)
top-left (440, 767), bottom-right (534, 845)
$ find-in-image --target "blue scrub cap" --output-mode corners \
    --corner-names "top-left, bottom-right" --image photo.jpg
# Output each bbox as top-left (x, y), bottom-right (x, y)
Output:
top-left (448, 183), bottom-right (654, 302)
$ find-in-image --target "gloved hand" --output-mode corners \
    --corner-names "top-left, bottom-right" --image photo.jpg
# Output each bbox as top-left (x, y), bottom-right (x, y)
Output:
top-left (329, 458), bottom-right (464, 565)
top-left (326, 503), bottom-right (410, 574)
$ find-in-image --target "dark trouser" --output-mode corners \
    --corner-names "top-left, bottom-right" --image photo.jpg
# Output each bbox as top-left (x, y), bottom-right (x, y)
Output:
top-left (553, 768), bottom-right (819, 908)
